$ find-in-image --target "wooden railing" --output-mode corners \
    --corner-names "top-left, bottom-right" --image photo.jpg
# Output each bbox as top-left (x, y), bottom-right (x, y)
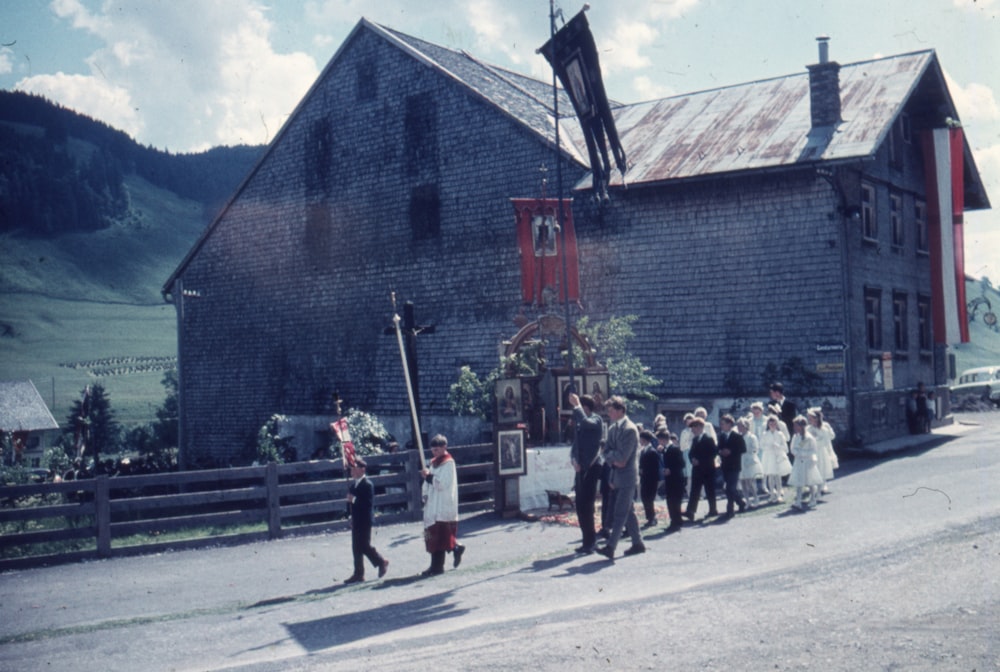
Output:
top-left (0, 443), bottom-right (498, 571)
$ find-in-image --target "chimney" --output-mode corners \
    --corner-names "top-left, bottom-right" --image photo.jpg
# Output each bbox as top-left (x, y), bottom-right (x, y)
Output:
top-left (807, 35), bottom-right (841, 127)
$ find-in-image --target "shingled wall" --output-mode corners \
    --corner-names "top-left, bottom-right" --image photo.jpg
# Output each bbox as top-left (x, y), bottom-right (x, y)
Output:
top-left (171, 27), bottom-right (940, 462)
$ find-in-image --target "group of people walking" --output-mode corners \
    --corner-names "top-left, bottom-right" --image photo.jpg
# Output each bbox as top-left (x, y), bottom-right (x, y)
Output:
top-left (570, 382), bottom-right (840, 560)
top-left (343, 434), bottom-right (465, 583)
top-left (342, 382), bottom-right (839, 578)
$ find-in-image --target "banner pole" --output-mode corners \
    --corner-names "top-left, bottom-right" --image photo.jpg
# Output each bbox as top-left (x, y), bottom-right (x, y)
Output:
top-left (392, 293), bottom-right (427, 471)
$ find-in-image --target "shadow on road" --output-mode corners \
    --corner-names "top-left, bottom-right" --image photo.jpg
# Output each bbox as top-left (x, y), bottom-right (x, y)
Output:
top-left (281, 590), bottom-right (470, 652)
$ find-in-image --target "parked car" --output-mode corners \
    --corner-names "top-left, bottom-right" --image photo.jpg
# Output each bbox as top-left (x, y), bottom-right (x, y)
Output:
top-left (950, 365), bottom-right (1000, 407)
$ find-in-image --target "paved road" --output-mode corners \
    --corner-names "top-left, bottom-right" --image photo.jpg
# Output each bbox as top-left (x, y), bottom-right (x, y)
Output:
top-left (2, 414), bottom-right (998, 672)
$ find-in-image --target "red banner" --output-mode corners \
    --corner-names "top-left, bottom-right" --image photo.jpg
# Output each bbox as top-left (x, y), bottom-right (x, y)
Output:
top-left (921, 127), bottom-right (969, 344)
top-left (512, 198), bottom-right (580, 305)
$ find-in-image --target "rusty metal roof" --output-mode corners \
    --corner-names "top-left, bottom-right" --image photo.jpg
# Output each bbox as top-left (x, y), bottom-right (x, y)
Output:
top-left (566, 50), bottom-right (941, 189)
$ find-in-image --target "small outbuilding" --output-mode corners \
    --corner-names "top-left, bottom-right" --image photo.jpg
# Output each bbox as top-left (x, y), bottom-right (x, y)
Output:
top-left (0, 380), bottom-right (60, 467)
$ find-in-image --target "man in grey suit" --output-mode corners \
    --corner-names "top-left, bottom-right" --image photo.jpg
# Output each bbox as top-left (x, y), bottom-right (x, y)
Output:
top-left (597, 396), bottom-right (645, 560)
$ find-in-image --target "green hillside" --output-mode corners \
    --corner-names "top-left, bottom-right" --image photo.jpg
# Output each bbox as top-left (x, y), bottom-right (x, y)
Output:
top-left (0, 175), bottom-right (209, 425)
top-left (0, 91), bottom-right (262, 428)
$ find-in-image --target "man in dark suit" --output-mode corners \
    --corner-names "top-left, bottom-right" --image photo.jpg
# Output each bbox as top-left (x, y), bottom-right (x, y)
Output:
top-left (717, 414), bottom-right (747, 518)
top-left (769, 382), bottom-right (797, 439)
top-left (683, 417), bottom-right (718, 521)
top-left (344, 458), bottom-right (389, 584)
top-left (568, 391), bottom-right (605, 554)
top-left (596, 396), bottom-right (645, 560)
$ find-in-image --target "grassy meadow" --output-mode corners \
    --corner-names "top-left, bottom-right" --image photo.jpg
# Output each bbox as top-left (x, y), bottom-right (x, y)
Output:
top-left (1, 175), bottom-right (209, 427)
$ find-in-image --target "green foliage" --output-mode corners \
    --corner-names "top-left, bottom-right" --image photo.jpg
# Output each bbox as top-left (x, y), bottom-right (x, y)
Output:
top-left (330, 408), bottom-right (390, 459)
top-left (65, 384), bottom-right (120, 462)
top-left (448, 366), bottom-right (490, 419)
top-left (575, 315), bottom-right (660, 413)
top-left (761, 357), bottom-right (824, 397)
top-left (448, 347), bottom-right (544, 421)
top-left (256, 414), bottom-right (293, 464)
top-left (42, 444), bottom-right (74, 477)
top-left (0, 90), bottom-right (264, 236)
top-left (153, 369), bottom-right (179, 448)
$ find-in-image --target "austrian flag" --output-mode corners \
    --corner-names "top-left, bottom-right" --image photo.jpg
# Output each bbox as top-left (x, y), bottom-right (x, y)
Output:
top-left (921, 126), bottom-right (970, 345)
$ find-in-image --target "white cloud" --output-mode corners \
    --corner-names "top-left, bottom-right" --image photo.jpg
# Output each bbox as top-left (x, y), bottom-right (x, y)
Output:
top-left (945, 72), bottom-right (1000, 125)
top-left (19, 0), bottom-right (320, 152)
top-left (647, 0), bottom-right (702, 20)
top-left (600, 20), bottom-right (658, 74)
top-left (952, 0), bottom-right (999, 8)
top-left (15, 71), bottom-right (142, 139)
top-left (0, 48), bottom-right (12, 76)
top-left (632, 74), bottom-right (674, 102)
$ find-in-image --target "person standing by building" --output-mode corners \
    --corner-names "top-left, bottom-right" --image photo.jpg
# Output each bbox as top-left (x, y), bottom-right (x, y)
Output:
top-left (737, 416), bottom-right (763, 508)
top-left (657, 428), bottom-right (686, 533)
top-left (684, 416), bottom-right (719, 521)
top-left (343, 458), bottom-right (389, 584)
top-left (717, 414), bottom-right (747, 518)
top-left (420, 434), bottom-right (465, 576)
top-left (638, 429), bottom-right (662, 528)
top-left (806, 407), bottom-right (836, 496)
top-left (596, 396), bottom-right (645, 560)
top-left (769, 382), bottom-right (796, 439)
top-left (568, 391), bottom-right (604, 554)
top-left (788, 417), bottom-right (823, 510)
top-left (760, 415), bottom-right (792, 503)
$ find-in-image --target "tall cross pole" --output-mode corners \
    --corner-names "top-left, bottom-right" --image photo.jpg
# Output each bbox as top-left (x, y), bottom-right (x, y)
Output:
top-left (385, 296), bottom-right (435, 461)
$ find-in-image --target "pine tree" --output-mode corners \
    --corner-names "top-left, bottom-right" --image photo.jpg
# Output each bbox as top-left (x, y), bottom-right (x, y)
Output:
top-left (66, 384), bottom-right (120, 466)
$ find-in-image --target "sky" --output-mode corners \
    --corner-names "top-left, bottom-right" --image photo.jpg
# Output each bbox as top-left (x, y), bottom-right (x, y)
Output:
top-left (1, 0), bottom-right (998, 283)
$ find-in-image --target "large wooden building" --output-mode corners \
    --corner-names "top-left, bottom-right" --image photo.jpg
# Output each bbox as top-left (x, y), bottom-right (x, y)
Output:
top-left (163, 19), bottom-right (989, 464)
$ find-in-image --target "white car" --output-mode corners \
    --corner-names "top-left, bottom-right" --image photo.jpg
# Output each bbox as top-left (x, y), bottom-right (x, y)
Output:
top-left (950, 366), bottom-right (1000, 407)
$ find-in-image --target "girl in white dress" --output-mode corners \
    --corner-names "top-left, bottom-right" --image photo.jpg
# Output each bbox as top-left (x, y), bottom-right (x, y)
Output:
top-left (749, 402), bottom-right (768, 496)
top-left (789, 416), bottom-right (823, 510)
top-left (759, 415), bottom-right (792, 502)
top-left (737, 416), bottom-right (763, 507)
top-left (806, 407), bottom-right (837, 495)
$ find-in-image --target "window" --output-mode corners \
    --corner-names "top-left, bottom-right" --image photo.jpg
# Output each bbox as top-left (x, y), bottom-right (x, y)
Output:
top-left (918, 294), bottom-right (932, 353)
top-left (893, 291), bottom-right (909, 354)
top-left (890, 192), bottom-right (904, 250)
top-left (865, 287), bottom-right (882, 351)
top-left (915, 199), bottom-right (928, 254)
top-left (405, 93), bottom-right (438, 176)
top-left (410, 184), bottom-right (440, 239)
top-left (861, 182), bottom-right (877, 241)
top-left (888, 115), bottom-right (909, 170)
top-left (900, 113), bottom-right (912, 144)
top-left (356, 59), bottom-right (377, 101)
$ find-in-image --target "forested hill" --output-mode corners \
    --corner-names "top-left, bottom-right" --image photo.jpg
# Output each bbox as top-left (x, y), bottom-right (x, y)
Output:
top-left (0, 90), bottom-right (263, 236)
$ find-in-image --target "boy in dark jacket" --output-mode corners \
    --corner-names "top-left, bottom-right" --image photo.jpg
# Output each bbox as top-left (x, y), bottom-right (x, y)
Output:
top-left (638, 430), bottom-right (662, 527)
top-left (344, 458), bottom-right (389, 583)
top-left (657, 429), bottom-right (686, 532)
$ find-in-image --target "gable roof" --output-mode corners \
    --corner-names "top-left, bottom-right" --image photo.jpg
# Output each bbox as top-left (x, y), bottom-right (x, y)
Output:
top-left (163, 22), bottom-right (990, 297)
top-left (0, 380), bottom-right (59, 433)
top-left (374, 23), bottom-right (589, 166)
top-left (574, 49), bottom-right (989, 210)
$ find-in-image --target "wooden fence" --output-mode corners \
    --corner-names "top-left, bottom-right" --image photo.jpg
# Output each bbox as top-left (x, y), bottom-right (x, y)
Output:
top-left (0, 443), bottom-right (497, 571)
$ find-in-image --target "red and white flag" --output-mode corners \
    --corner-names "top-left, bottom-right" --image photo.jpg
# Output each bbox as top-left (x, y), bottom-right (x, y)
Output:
top-left (331, 417), bottom-right (356, 467)
top-left (921, 126), bottom-right (969, 345)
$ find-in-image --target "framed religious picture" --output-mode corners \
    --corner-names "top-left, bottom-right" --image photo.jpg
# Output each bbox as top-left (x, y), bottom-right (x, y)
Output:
top-left (584, 373), bottom-right (610, 410)
top-left (556, 375), bottom-right (582, 415)
top-left (495, 379), bottom-right (523, 424)
top-left (497, 429), bottom-right (526, 476)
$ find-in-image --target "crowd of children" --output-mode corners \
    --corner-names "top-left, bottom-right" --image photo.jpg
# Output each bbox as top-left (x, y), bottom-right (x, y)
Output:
top-left (635, 387), bottom-right (840, 524)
